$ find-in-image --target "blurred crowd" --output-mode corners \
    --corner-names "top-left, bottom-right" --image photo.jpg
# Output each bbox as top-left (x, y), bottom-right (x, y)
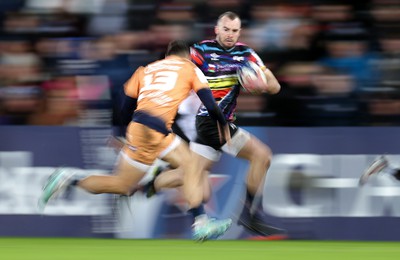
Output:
top-left (1, 0), bottom-right (400, 126)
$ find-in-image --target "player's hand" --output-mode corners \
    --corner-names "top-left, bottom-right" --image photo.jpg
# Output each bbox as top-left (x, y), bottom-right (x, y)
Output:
top-left (217, 123), bottom-right (231, 146)
top-left (263, 68), bottom-right (281, 95)
top-left (223, 124), bottom-right (231, 146)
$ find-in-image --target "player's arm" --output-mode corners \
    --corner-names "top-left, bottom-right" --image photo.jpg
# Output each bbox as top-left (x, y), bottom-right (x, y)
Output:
top-left (191, 66), bottom-right (226, 126)
top-left (119, 67), bottom-right (142, 125)
top-left (262, 67), bottom-right (281, 95)
top-left (120, 84), bottom-right (170, 135)
top-left (249, 49), bottom-right (281, 95)
top-left (120, 66), bottom-right (170, 135)
top-left (196, 88), bottom-right (226, 126)
top-left (192, 65), bottom-right (230, 144)
top-left (196, 88), bottom-right (230, 144)
top-left (119, 94), bottom-right (137, 125)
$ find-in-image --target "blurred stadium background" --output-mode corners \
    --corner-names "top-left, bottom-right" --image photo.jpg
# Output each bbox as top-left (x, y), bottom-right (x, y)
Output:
top-left (2, 0), bottom-right (400, 255)
top-left (2, 0), bottom-right (400, 127)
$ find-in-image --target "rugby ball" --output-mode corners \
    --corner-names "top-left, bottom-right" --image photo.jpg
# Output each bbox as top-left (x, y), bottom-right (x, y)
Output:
top-left (237, 61), bottom-right (268, 94)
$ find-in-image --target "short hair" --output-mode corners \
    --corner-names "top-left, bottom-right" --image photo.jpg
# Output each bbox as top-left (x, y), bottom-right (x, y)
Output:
top-left (165, 40), bottom-right (189, 57)
top-left (217, 11), bottom-right (240, 24)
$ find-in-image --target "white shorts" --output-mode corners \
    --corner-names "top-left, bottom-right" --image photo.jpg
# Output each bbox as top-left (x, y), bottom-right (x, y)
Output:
top-left (190, 128), bottom-right (251, 161)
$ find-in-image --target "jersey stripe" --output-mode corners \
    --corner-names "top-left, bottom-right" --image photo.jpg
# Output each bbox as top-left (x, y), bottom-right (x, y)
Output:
top-left (190, 40), bottom-right (265, 121)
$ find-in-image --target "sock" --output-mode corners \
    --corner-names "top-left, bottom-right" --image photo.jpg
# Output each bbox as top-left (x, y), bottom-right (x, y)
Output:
top-left (70, 179), bottom-right (80, 186)
top-left (245, 189), bottom-right (255, 206)
top-left (393, 169), bottom-right (400, 181)
top-left (68, 169), bottom-right (88, 186)
top-left (64, 177), bottom-right (81, 199)
top-left (188, 204), bottom-right (206, 220)
top-left (245, 189), bottom-right (263, 214)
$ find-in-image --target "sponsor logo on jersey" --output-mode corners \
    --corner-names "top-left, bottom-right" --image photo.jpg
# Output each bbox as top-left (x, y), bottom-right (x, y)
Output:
top-left (210, 53), bottom-right (220, 61)
top-left (208, 64), bottom-right (216, 72)
top-left (233, 56), bottom-right (245, 62)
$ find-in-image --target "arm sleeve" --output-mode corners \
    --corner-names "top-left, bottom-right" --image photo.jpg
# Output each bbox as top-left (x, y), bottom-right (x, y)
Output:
top-left (119, 94), bottom-right (137, 126)
top-left (119, 66), bottom-right (142, 125)
top-left (196, 88), bottom-right (227, 126)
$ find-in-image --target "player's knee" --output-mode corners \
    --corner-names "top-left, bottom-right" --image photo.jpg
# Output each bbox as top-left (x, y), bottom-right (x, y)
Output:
top-left (251, 144), bottom-right (272, 166)
top-left (202, 188), bottom-right (212, 203)
top-left (202, 194), bottom-right (211, 203)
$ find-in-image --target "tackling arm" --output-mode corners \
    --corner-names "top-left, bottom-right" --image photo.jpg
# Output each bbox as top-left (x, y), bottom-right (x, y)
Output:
top-left (119, 94), bottom-right (137, 126)
top-left (196, 88), bottom-right (227, 126)
top-left (196, 88), bottom-right (230, 144)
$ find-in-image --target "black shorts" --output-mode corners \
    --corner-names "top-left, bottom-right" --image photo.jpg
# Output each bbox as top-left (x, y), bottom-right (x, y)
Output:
top-left (195, 115), bottom-right (238, 150)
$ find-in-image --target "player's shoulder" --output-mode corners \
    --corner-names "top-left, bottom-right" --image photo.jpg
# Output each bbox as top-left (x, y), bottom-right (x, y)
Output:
top-left (133, 65), bottom-right (145, 76)
top-left (183, 59), bottom-right (199, 73)
top-left (236, 41), bottom-right (251, 48)
top-left (192, 39), bottom-right (218, 50)
top-left (169, 56), bottom-right (197, 72)
top-left (195, 39), bottom-right (216, 45)
top-left (234, 41), bottom-right (254, 51)
top-left (180, 57), bottom-right (196, 67)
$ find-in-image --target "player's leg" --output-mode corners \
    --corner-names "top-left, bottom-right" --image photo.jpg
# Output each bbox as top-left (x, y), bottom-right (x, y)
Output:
top-left (201, 170), bottom-right (212, 202)
top-left (143, 159), bottom-right (228, 241)
top-left (186, 143), bottom-right (232, 240)
top-left (77, 154), bottom-right (147, 195)
top-left (235, 133), bottom-right (272, 196)
top-left (183, 143), bottom-right (216, 209)
top-left (77, 123), bottom-right (161, 195)
top-left (39, 122), bottom-right (158, 209)
top-left (139, 139), bottom-right (209, 223)
top-left (359, 155), bottom-right (400, 185)
top-left (140, 167), bottom-right (183, 197)
top-left (221, 128), bottom-right (285, 237)
top-left (160, 137), bottom-right (232, 241)
top-left (185, 114), bottom-right (222, 204)
top-left (39, 153), bottom-right (149, 210)
top-left (142, 157), bottom-right (212, 202)
top-left (190, 169), bottom-right (227, 240)
top-left (149, 155), bottom-right (223, 240)
top-left (393, 169), bottom-right (400, 180)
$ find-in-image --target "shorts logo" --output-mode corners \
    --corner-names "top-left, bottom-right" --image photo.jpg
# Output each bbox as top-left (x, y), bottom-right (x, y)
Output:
top-left (127, 145), bottom-right (137, 152)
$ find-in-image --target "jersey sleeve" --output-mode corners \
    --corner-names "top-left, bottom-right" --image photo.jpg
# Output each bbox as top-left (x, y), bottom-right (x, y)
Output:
top-left (248, 49), bottom-right (266, 70)
top-left (124, 66), bottom-right (144, 98)
top-left (190, 45), bottom-right (207, 71)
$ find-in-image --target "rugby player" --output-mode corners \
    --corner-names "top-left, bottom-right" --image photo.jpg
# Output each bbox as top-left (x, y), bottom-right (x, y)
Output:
top-left (39, 40), bottom-right (232, 241)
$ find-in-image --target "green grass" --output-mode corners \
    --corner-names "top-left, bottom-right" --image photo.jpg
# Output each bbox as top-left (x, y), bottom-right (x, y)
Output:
top-left (0, 238), bottom-right (399, 260)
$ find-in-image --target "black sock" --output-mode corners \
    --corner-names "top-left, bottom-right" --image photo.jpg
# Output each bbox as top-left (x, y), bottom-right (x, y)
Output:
top-left (70, 179), bottom-right (80, 186)
top-left (69, 172), bottom-right (86, 186)
top-left (245, 189), bottom-right (263, 211)
top-left (393, 169), bottom-right (400, 181)
top-left (188, 204), bottom-right (206, 219)
top-left (245, 189), bottom-right (255, 206)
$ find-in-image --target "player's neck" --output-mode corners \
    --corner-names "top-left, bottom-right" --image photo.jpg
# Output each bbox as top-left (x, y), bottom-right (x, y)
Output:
top-left (215, 38), bottom-right (235, 51)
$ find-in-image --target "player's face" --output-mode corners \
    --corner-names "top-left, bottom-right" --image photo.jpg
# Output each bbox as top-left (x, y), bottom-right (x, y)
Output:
top-left (215, 16), bottom-right (241, 49)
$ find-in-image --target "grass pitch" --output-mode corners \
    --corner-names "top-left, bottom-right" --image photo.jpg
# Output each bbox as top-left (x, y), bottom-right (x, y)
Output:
top-left (0, 238), bottom-right (398, 260)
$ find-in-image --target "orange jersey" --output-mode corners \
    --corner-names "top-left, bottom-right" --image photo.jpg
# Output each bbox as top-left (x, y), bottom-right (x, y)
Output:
top-left (124, 55), bottom-right (209, 129)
